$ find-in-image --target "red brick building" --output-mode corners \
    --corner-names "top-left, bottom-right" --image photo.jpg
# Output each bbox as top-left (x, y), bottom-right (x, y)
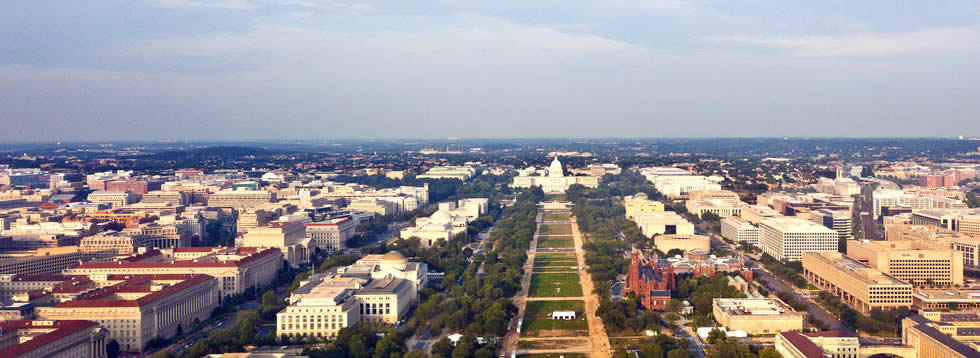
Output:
top-left (625, 250), bottom-right (674, 310)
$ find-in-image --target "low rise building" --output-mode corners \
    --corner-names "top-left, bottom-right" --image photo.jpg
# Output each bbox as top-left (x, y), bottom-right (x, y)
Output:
top-left (79, 231), bottom-right (149, 255)
top-left (902, 314), bottom-right (980, 358)
top-left (207, 190), bottom-right (275, 209)
top-left (399, 200), bottom-right (488, 248)
top-left (775, 330), bottom-right (860, 358)
top-left (417, 166), bottom-right (477, 181)
top-left (0, 320), bottom-right (108, 358)
top-left (624, 250), bottom-right (674, 311)
top-left (740, 205), bottom-right (780, 224)
top-left (712, 298), bottom-right (804, 335)
top-left (913, 289), bottom-right (980, 310)
top-left (0, 246), bottom-right (115, 276)
top-left (802, 252), bottom-right (913, 314)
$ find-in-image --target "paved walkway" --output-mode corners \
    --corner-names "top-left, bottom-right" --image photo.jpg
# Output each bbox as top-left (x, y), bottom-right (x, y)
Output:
top-left (500, 211), bottom-right (543, 355)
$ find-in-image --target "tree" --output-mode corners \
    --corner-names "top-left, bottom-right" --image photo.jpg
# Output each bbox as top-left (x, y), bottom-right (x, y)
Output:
top-left (262, 291), bottom-right (278, 306)
top-left (759, 347), bottom-right (782, 358)
top-left (707, 328), bottom-right (726, 344)
top-left (840, 308), bottom-right (858, 328)
top-left (667, 299), bottom-right (685, 313)
top-left (667, 348), bottom-right (689, 358)
top-left (626, 316), bottom-right (644, 334)
top-left (641, 343), bottom-right (665, 358)
top-left (404, 351), bottom-right (427, 358)
top-left (349, 336), bottom-right (370, 358)
top-left (374, 335), bottom-right (404, 358)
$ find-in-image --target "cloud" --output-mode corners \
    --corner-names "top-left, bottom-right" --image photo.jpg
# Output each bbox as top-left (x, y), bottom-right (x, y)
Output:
top-left (153, 0), bottom-right (258, 10)
top-left (705, 26), bottom-right (980, 57)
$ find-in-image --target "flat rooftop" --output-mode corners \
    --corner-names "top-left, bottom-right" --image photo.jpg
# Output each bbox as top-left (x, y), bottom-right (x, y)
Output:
top-left (714, 298), bottom-right (799, 317)
top-left (760, 217), bottom-right (837, 234)
top-left (806, 252), bottom-right (909, 286)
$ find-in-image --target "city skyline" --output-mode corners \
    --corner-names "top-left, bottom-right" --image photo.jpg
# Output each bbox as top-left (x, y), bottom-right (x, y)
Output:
top-left (1, 1), bottom-right (979, 140)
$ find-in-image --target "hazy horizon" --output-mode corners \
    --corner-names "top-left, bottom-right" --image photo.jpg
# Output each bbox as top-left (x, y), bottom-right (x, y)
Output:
top-left (2, 1), bottom-right (979, 141)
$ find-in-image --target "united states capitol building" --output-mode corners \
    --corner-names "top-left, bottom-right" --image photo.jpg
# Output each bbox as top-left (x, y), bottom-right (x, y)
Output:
top-left (511, 157), bottom-right (600, 194)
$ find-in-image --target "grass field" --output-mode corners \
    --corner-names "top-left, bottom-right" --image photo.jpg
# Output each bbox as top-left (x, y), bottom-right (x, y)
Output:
top-left (533, 255), bottom-right (578, 268)
top-left (525, 300), bottom-right (585, 314)
top-left (543, 212), bottom-right (571, 222)
top-left (528, 272), bottom-right (582, 297)
top-left (540, 224), bottom-right (573, 235)
top-left (536, 235), bottom-right (574, 249)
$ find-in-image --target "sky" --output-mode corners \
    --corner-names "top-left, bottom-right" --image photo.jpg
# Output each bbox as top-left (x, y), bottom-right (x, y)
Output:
top-left (1, 0), bottom-right (979, 141)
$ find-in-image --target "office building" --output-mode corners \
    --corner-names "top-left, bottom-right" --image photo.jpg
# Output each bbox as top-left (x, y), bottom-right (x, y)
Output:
top-left (639, 167), bottom-right (723, 198)
top-left (623, 193), bottom-right (664, 220)
top-left (238, 221), bottom-right (310, 266)
top-left (721, 217), bottom-right (759, 247)
top-left (809, 209), bottom-right (852, 239)
top-left (417, 166), bottom-right (477, 181)
top-left (901, 314), bottom-right (980, 358)
top-left (86, 191), bottom-right (139, 209)
top-left (759, 217), bottom-right (839, 261)
top-left (0, 320), bottom-right (108, 358)
top-left (207, 190), bottom-right (275, 209)
top-left (306, 218), bottom-right (356, 252)
top-left (0, 246), bottom-right (115, 276)
top-left (687, 199), bottom-right (742, 219)
top-left (802, 252), bottom-right (913, 314)
top-left (846, 240), bottom-right (963, 286)
top-left (63, 247), bottom-right (282, 297)
top-left (140, 190), bottom-right (190, 206)
top-left (277, 251), bottom-right (427, 339)
top-left (630, 211), bottom-right (695, 237)
top-left (79, 231), bottom-right (149, 255)
top-left (36, 274), bottom-right (217, 353)
top-left (775, 330), bottom-right (860, 358)
top-left (740, 205), bottom-right (780, 224)
top-left (712, 298), bottom-right (804, 335)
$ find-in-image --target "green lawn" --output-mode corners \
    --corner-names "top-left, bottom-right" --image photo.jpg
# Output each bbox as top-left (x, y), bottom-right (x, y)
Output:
top-left (536, 236), bottom-right (574, 249)
top-left (528, 272), bottom-right (582, 297)
top-left (540, 224), bottom-right (573, 235)
top-left (543, 212), bottom-right (572, 222)
top-left (533, 255), bottom-right (578, 268)
top-left (525, 300), bottom-right (585, 314)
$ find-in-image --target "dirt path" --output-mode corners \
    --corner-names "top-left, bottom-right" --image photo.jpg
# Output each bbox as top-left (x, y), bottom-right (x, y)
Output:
top-left (571, 215), bottom-right (612, 358)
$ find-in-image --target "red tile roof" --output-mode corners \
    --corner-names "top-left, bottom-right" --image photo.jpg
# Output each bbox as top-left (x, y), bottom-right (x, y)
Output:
top-left (780, 331), bottom-right (824, 358)
top-left (0, 320), bottom-right (98, 357)
top-left (52, 274), bottom-right (213, 308)
top-left (805, 330), bottom-right (856, 338)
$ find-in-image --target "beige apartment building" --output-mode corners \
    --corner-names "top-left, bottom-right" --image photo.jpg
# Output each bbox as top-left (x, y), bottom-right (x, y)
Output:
top-left (86, 191), bottom-right (140, 209)
top-left (36, 274), bottom-right (218, 354)
top-left (846, 240), bottom-right (963, 286)
top-left (712, 298), bottom-right (804, 335)
top-left (802, 252), bottom-right (913, 314)
top-left (347, 199), bottom-right (396, 216)
top-left (0, 320), bottom-right (108, 358)
top-left (688, 190), bottom-right (740, 202)
top-left (63, 247), bottom-right (282, 297)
